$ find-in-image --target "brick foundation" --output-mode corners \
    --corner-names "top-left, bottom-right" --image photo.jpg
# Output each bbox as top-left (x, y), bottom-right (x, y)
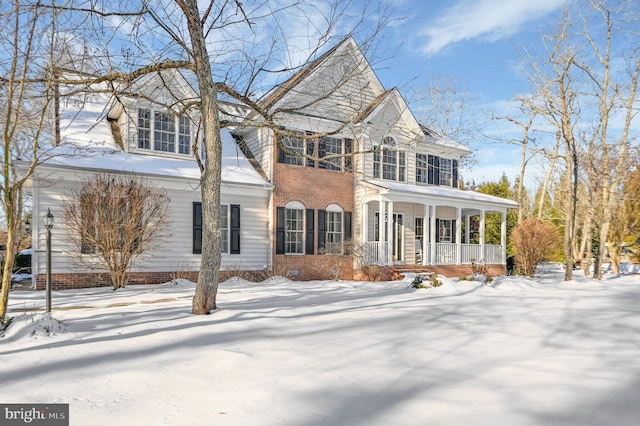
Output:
top-left (354, 264), bottom-right (507, 281)
top-left (35, 262), bottom-right (506, 290)
top-left (273, 254), bottom-right (354, 281)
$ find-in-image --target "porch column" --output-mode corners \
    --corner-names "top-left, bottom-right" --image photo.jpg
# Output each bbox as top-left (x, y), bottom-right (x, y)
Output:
top-left (465, 214), bottom-right (470, 244)
top-left (501, 211), bottom-right (507, 265)
top-left (456, 207), bottom-right (462, 265)
top-left (422, 204), bottom-right (429, 265)
top-left (362, 202), bottom-right (368, 244)
top-left (430, 206), bottom-right (437, 265)
top-left (387, 201), bottom-right (394, 265)
top-left (479, 210), bottom-right (486, 263)
top-left (378, 200), bottom-right (386, 265)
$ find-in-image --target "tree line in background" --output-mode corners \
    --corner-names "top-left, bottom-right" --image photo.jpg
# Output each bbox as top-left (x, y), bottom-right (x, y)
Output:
top-left (461, 1), bottom-right (640, 279)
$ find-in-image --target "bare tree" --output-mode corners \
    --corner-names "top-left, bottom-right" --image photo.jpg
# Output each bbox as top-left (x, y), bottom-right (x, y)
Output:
top-left (0, 2), bottom-right (61, 322)
top-left (413, 76), bottom-right (478, 147)
top-left (42, 1), bottom-right (392, 313)
top-left (520, 13), bottom-right (581, 281)
top-left (62, 173), bottom-right (170, 289)
top-left (580, 1), bottom-right (640, 279)
top-left (516, 1), bottom-right (640, 280)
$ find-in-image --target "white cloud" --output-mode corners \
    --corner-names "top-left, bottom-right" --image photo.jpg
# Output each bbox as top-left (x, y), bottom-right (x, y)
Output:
top-left (420, 0), bottom-right (564, 55)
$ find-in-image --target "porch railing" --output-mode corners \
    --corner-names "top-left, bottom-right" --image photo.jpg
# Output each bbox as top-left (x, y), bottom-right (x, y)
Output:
top-left (461, 244), bottom-right (482, 264)
top-left (362, 241), bottom-right (503, 266)
top-left (484, 245), bottom-right (502, 264)
top-left (435, 243), bottom-right (456, 264)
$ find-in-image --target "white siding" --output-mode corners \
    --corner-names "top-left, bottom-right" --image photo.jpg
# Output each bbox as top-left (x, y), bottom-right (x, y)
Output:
top-left (30, 167), bottom-right (271, 279)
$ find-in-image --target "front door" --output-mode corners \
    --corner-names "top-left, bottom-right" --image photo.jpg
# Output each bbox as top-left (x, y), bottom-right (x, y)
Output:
top-left (393, 214), bottom-right (404, 262)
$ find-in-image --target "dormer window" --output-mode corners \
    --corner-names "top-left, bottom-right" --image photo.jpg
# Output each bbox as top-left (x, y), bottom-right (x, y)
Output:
top-left (137, 108), bottom-right (192, 155)
top-left (373, 136), bottom-right (406, 182)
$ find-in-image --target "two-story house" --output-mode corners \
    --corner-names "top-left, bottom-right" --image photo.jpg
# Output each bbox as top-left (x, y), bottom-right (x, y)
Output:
top-left (20, 37), bottom-right (516, 289)
top-left (236, 37), bottom-right (517, 280)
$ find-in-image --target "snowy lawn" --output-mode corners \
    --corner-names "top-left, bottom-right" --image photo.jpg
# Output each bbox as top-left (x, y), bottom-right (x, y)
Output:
top-left (2, 263), bottom-right (640, 425)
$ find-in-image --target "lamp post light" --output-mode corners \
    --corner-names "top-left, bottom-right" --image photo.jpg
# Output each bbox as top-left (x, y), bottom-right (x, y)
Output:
top-left (25, 218), bottom-right (31, 235)
top-left (44, 208), bottom-right (54, 313)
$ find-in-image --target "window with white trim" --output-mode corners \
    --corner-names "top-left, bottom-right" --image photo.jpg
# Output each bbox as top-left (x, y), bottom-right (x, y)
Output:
top-left (416, 154), bottom-right (459, 188)
top-left (373, 136), bottom-right (406, 182)
top-left (137, 108), bottom-right (192, 155)
top-left (438, 219), bottom-right (453, 243)
top-left (285, 205), bottom-right (304, 254)
top-left (277, 128), bottom-right (352, 171)
top-left (193, 203), bottom-right (240, 254)
top-left (325, 211), bottom-right (343, 248)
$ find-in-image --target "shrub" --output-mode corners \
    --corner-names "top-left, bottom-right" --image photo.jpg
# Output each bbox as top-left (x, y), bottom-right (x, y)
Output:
top-left (510, 218), bottom-right (561, 277)
top-left (360, 265), bottom-right (381, 281)
top-left (411, 273), bottom-right (442, 288)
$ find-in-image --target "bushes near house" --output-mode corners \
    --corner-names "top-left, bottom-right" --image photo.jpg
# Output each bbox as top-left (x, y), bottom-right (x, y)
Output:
top-left (511, 218), bottom-right (561, 277)
top-left (411, 273), bottom-right (442, 289)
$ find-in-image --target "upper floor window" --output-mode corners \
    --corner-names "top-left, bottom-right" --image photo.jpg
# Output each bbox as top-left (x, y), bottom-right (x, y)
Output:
top-left (279, 131), bottom-right (305, 166)
top-left (138, 108), bottom-right (192, 155)
top-left (277, 129), bottom-right (352, 172)
top-left (373, 137), bottom-right (406, 182)
top-left (416, 154), bottom-right (459, 188)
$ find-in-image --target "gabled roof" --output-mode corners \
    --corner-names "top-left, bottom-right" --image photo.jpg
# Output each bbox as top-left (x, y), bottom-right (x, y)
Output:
top-left (255, 36), bottom-right (385, 123)
top-left (259, 37), bottom-right (382, 111)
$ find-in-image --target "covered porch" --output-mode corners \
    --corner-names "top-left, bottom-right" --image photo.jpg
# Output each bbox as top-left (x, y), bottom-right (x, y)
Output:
top-left (357, 185), bottom-right (517, 268)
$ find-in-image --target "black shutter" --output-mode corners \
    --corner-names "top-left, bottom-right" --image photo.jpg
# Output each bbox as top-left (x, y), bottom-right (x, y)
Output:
top-left (305, 209), bottom-right (315, 254)
top-left (452, 219), bottom-right (457, 243)
top-left (344, 139), bottom-right (353, 171)
top-left (277, 128), bottom-right (286, 163)
top-left (435, 218), bottom-right (440, 243)
top-left (230, 204), bottom-right (241, 254)
top-left (306, 132), bottom-right (315, 167)
top-left (452, 159), bottom-right (459, 188)
top-left (428, 155), bottom-right (435, 184)
top-left (434, 156), bottom-right (440, 186)
top-left (317, 209), bottom-right (326, 253)
top-left (193, 202), bottom-right (202, 254)
top-left (276, 207), bottom-right (285, 254)
top-left (344, 211), bottom-right (352, 241)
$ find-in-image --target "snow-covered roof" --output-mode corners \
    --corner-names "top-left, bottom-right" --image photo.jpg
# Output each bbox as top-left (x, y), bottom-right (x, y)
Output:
top-left (44, 129), bottom-right (272, 188)
top-left (366, 179), bottom-right (518, 208)
top-left (59, 91), bottom-right (119, 149)
top-left (53, 87), bottom-right (270, 188)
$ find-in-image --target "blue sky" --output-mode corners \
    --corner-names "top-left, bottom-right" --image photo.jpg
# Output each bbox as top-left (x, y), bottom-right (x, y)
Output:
top-left (366, 0), bottom-right (567, 188)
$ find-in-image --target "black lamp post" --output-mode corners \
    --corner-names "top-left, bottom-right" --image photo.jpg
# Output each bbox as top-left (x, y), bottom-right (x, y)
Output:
top-left (44, 208), bottom-right (54, 313)
top-left (25, 218), bottom-right (31, 235)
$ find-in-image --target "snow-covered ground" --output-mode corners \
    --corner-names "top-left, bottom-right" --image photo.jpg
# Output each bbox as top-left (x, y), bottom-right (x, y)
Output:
top-left (2, 263), bottom-right (640, 425)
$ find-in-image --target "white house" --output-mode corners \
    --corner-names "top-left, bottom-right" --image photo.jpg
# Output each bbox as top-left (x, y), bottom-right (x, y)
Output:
top-left (19, 37), bottom-right (517, 288)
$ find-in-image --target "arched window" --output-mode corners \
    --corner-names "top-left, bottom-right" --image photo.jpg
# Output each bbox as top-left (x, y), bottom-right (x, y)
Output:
top-left (284, 201), bottom-right (305, 254)
top-left (373, 136), bottom-right (406, 182)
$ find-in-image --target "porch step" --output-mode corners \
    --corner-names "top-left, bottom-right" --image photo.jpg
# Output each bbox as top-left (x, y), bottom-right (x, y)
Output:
top-left (392, 266), bottom-right (435, 274)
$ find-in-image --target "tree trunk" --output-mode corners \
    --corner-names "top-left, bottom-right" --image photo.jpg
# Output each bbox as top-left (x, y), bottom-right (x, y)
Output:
top-left (563, 152), bottom-right (574, 281)
top-left (177, 0), bottom-right (223, 314)
top-left (0, 191), bottom-right (19, 321)
top-left (537, 132), bottom-right (560, 220)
